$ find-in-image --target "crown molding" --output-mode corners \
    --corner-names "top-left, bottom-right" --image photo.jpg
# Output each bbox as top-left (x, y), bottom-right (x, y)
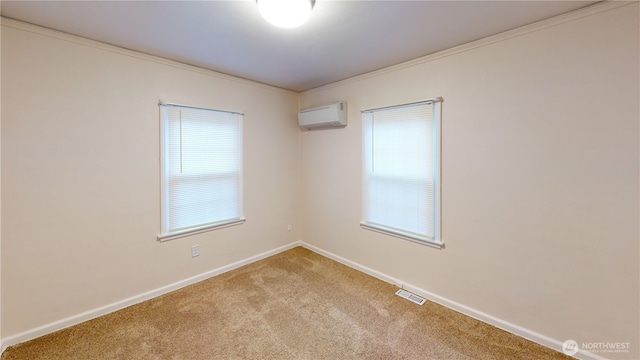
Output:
top-left (0, 17), bottom-right (297, 95)
top-left (302, 1), bottom-right (633, 95)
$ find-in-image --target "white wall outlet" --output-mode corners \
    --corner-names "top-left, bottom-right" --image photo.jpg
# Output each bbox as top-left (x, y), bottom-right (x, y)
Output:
top-left (191, 245), bottom-right (200, 257)
top-left (287, 224), bottom-right (292, 231)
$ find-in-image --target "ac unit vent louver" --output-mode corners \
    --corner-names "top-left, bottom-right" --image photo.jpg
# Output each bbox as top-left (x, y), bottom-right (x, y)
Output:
top-left (298, 102), bottom-right (347, 130)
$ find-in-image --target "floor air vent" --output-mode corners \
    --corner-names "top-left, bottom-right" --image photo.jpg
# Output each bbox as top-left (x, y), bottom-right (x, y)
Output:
top-left (395, 289), bottom-right (426, 305)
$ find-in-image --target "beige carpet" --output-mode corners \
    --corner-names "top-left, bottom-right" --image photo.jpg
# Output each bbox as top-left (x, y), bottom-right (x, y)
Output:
top-left (2, 247), bottom-right (570, 359)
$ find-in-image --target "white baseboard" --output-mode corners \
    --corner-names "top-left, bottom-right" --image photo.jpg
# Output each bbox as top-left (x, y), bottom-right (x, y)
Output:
top-left (300, 241), bottom-right (608, 360)
top-left (1, 241), bottom-right (608, 360)
top-left (0, 241), bottom-right (301, 354)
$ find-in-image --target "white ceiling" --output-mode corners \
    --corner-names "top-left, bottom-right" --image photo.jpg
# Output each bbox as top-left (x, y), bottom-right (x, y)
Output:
top-left (1, 0), bottom-right (597, 92)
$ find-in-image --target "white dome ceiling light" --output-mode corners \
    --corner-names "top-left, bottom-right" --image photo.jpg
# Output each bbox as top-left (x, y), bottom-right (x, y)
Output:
top-left (258, 0), bottom-right (315, 28)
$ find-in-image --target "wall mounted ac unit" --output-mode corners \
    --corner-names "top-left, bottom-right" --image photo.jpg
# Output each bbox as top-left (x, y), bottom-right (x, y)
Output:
top-left (298, 102), bottom-right (347, 130)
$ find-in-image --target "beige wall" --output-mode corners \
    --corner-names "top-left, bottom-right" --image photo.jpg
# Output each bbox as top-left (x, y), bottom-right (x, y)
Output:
top-left (0, 17), bottom-right (3, 344)
top-left (1, 20), bottom-right (300, 337)
top-left (300, 3), bottom-right (638, 359)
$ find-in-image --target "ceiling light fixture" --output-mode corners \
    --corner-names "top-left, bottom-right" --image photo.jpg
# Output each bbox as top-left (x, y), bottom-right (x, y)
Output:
top-left (257, 0), bottom-right (315, 28)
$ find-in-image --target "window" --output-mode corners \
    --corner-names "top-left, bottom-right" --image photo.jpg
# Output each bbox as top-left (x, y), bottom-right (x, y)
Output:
top-left (361, 98), bottom-right (442, 248)
top-left (158, 102), bottom-right (244, 241)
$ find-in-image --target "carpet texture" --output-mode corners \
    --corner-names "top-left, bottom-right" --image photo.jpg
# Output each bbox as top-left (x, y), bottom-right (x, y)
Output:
top-left (1, 247), bottom-right (571, 359)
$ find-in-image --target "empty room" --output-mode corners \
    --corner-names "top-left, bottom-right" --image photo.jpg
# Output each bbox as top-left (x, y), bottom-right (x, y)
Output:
top-left (1, 1), bottom-right (638, 359)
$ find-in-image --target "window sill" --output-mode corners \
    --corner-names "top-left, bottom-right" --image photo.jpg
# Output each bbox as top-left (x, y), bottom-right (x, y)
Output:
top-left (360, 222), bottom-right (444, 249)
top-left (158, 218), bottom-right (246, 242)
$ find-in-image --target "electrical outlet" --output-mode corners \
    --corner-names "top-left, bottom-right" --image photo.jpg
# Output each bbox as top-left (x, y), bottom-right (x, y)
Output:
top-left (191, 245), bottom-right (200, 257)
top-left (287, 224), bottom-right (292, 231)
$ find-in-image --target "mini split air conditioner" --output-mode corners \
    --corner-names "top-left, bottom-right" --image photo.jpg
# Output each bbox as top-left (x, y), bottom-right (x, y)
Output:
top-left (298, 102), bottom-right (347, 130)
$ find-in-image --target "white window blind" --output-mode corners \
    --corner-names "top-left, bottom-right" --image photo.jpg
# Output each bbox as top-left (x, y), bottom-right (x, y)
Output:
top-left (361, 99), bottom-right (442, 248)
top-left (159, 102), bottom-right (244, 241)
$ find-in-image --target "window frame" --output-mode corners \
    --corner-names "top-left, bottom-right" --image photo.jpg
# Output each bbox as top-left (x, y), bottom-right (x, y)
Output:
top-left (158, 101), bottom-right (245, 242)
top-left (360, 98), bottom-right (443, 249)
